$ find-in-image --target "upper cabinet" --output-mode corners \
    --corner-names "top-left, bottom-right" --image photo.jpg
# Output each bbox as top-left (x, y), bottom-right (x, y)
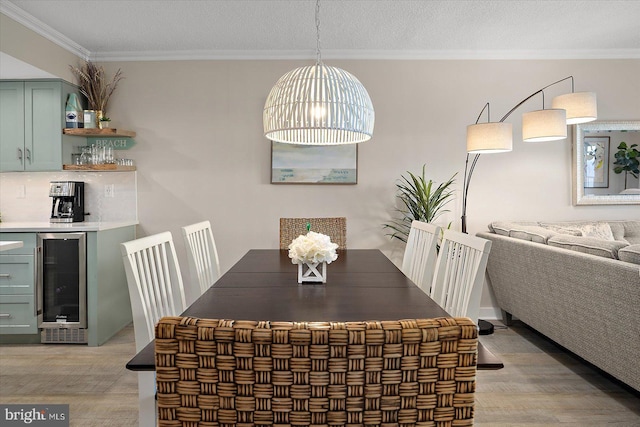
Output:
top-left (0, 79), bottom-right (83, 172)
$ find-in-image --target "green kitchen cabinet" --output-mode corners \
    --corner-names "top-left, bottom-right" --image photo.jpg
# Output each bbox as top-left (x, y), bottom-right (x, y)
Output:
top-left (0, 233), bottom-right (38, 338)
top-left (0, 79), bottom-right (84, 172)
top-left (0, 226), bottom-right (135, 346)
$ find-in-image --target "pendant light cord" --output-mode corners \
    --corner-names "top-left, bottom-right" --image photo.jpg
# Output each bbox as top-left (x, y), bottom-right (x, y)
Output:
top-left (316, 0), bottom-right (322, 64)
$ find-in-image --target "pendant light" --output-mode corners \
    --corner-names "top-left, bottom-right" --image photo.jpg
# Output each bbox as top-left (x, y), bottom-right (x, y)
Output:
top-left (263, 0), bottom-right (375, 145)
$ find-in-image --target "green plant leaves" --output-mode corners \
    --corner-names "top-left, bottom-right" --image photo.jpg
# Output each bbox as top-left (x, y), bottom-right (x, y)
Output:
top-left (383, 165), bottom-right (456, 242)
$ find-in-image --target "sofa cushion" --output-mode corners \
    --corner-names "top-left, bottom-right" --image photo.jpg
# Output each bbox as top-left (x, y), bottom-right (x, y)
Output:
top-left (547, 235), bottom-right (629, 259)
top-left (508, 225), bottom-right (559, 244)
top-left (618, 244), bottom-right (640, 265)
top-left (608, 222), bottom-right (628, 243)
top-left (621, 221), bottom-right (640, 245)
top-left (489, 221), bottom-right (539, 236)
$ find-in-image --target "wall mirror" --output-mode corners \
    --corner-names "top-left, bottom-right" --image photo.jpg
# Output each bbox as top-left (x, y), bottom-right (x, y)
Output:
top-left (573, 120), bottom-right (640, 205)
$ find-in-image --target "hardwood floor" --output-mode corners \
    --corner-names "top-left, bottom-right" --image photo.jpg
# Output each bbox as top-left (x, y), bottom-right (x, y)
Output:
top-left (0, 320), bottom-right (638, 426)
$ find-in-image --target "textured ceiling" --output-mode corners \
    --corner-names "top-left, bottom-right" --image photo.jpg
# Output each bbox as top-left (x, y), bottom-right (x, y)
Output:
top-left (3, 0), bottom-right (640, 61)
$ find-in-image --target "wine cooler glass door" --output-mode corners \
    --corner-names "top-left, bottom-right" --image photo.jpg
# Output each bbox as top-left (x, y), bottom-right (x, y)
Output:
top-left (37, 233), bottom-right (87, 328)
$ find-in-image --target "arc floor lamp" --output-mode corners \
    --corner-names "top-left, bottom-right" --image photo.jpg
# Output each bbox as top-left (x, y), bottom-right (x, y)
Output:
top-left (462, 76), bottom-right (597, 335)
top-left (461, 76), bottom-right (597, 233)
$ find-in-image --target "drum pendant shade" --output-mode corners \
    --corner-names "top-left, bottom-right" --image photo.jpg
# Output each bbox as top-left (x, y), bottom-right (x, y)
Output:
top-left (263, 63), bottom-right (375, 145)
top-left (551, 91), bottom-right (597, 125)
top-left (467, 122), bottom-right (513, 153)
top-left (522, 109), bottom-right (567, 142)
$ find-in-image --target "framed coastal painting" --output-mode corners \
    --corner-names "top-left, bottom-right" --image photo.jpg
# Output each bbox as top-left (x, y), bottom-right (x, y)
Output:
top-left (271, 141), bottom-right (357, 184)
top-left (583, 136), bottom-right (610, 188)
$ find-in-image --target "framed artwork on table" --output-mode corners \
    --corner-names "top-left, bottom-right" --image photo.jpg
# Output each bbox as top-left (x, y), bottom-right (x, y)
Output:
top-left (271, 141), bottom-right (357, 184)
top-left (583, 136), bottom-right (610, 188)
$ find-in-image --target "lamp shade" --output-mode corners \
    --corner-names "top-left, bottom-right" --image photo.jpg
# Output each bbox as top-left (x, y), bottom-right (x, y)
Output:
top-left (466, 122), bottom-right (513, 153)
top-left (551, 91), bottom-right (597, 124)
top-left (522, 109), bottom-right (567, 142)
top-left (263, 63), bottom-right (375, 145)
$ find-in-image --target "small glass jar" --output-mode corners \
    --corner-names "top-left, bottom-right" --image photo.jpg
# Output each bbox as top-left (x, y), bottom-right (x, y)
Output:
top-left (79, 147), bottom-right (92, 165)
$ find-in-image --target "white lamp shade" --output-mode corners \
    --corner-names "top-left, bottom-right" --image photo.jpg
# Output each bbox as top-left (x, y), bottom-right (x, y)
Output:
top-left (551, 91), bottom-right (597, 124)
top-left (263, 63), bottom-right (375, 145)
top-left (522, 109), bottom-right (567, 142)
top-left (466, 122), bottom-right (513, 153)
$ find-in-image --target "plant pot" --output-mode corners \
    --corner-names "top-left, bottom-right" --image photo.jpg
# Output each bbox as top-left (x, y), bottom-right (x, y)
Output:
top-left (297, 261), bottom-right (327, 284)
top-left (100, 121), bottom-right (110, 129)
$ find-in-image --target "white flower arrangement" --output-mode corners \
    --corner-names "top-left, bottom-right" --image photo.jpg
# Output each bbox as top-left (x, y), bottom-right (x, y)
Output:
top-left (288, 231), bottom-right (339, 265)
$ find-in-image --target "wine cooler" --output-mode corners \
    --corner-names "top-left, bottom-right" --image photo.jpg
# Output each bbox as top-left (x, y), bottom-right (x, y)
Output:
top-left (37, 233), bottom-right (87, 344)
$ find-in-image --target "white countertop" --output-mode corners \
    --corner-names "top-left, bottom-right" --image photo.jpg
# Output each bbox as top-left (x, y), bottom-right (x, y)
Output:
top-left (0, 221), bottom-right (138, 232)
top-left (0, 241), bottom-right (24, 251)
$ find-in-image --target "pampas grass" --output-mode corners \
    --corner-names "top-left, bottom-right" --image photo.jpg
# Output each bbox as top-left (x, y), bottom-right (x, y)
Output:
top-left (69, 61), bottom-right (123, 112)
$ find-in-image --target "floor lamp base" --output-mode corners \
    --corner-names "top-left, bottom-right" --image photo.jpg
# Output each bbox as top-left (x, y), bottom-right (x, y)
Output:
top-left (478, 319), bottom-right (494, 335)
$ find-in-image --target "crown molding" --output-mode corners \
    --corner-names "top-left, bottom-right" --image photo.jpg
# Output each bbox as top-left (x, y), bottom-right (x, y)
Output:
top-left (1, 1), bottom-right (90, 60)
top-left (93, 48), bottom-right (640, 62)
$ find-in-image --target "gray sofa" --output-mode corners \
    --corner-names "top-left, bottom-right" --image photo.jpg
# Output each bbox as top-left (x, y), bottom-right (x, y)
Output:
top-left (477, 220), bottom-right (640, 392)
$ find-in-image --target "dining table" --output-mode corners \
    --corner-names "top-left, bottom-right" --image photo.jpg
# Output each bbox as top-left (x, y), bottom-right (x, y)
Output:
top-left (126, 249), bottom-right (503, 371)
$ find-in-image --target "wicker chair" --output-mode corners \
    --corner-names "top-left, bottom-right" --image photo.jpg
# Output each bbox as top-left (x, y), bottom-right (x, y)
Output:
top-left (280, 217), bottom-right (347, 249)
top-left (155, 316), bottom-right (478, 426)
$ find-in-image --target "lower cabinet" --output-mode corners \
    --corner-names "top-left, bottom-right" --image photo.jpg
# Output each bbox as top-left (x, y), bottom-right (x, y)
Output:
top-left (0, 234), bottom-right (37, 337)
top-left (0, 226), bottom-right (135, 346)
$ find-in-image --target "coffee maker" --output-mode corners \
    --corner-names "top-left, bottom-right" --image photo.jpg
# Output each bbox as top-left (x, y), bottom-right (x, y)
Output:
top-left (49, 181), bottom-right (85, 223)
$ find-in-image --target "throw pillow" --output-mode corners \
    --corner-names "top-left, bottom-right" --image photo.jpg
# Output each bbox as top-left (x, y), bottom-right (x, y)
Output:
top-left (575, 222), bottom-right (615, 241)
top-left (540, 224), bottom-right (583, 236)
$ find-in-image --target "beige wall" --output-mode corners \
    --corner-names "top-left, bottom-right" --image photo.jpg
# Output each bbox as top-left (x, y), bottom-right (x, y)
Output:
top-left (3, 14), bottom-right (640, 315)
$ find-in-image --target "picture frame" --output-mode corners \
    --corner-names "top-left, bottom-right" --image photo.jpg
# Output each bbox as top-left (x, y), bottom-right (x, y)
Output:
top-left (271, 141), bottom-right (357, 184)
top-left (583, 136), bottom-right (610, 188)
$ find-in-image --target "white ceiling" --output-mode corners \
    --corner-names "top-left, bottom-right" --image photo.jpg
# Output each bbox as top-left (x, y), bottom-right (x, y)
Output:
top-left (2, 0), bottom-right (640, 62)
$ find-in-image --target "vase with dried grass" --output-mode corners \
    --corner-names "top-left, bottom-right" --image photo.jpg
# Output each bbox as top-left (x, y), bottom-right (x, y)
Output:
top-left (69, 61), bottom-right (123, 128)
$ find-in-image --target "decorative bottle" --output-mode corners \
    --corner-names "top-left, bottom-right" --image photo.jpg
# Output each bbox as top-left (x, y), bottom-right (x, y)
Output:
top-left (65, 93), bottom-right (83, 128)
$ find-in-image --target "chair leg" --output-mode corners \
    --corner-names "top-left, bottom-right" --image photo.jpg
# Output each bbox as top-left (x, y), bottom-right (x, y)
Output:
top-left (138, 371), bottom-right (156, 427)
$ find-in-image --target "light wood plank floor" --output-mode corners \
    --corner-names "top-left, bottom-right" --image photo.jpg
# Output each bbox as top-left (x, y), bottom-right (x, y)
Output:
top-left (1, 320), bottom-right (638, 426)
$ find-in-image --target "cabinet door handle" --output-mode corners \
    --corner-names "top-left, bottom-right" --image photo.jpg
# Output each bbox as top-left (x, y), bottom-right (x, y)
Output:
top-left (0, 314), bottom-right (12, 319)
top-left (25, 148), bottom-right (32, 163)
top-left (17, 148), bottom-right (23, 162)
top-left (0, 274), bottom-right (11, 279)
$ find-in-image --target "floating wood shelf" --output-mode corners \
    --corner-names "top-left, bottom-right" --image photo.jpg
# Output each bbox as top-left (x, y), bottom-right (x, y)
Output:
top-left (63, 164), bottom-right (136, 171)
top-left (63, 128), bottom-right (136, 138)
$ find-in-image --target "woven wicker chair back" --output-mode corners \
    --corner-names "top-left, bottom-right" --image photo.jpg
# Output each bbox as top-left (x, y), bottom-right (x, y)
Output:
top-left (430, 229), bottom-right (492, 324)
top-left (280, 217), bottom-right (347, 250)
top-left (155, 316), bottom-right (478, 426)
top-left (182, 220), bottom-right (221, 299)
top-left (120, 232), bottom-right (187, 352)
top-left (401, 220), bottom-right (442, 294)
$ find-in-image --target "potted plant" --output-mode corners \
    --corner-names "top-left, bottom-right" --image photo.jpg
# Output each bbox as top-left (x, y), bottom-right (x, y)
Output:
top-left (384, 165), bottom-right (456, 243)
top-left (69, 60), bottom-right (123, 119)
top-left (612, 141), bottom-right (639, 189)
top-left (99, 116), bottom-right (111, 129)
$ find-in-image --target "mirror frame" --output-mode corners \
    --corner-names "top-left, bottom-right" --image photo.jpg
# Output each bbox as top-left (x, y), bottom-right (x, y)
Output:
top-left (573, 120), bottom-right (640, 205)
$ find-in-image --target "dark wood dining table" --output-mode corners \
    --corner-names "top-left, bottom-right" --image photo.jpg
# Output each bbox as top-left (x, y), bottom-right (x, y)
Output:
top-left (126, 249), bottom-right (503, 371)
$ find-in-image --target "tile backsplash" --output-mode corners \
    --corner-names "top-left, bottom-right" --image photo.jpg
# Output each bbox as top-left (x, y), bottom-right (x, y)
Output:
top-left (0, 171), bottom-right (137, 223)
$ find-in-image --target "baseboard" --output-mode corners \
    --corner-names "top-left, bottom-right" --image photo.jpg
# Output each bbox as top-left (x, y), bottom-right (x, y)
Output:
top-left (479, 306), bottom-right (502, 321)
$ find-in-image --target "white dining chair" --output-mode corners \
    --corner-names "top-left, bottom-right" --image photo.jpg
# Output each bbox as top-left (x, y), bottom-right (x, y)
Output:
top-left (181, 220), bottom-right (221, 302)
top-left (121, 231), bottom-right (187, 427)
top-left (401, 220), bottom-right (442, 293)
top-left (429, 229), bottom-right (492, 324)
